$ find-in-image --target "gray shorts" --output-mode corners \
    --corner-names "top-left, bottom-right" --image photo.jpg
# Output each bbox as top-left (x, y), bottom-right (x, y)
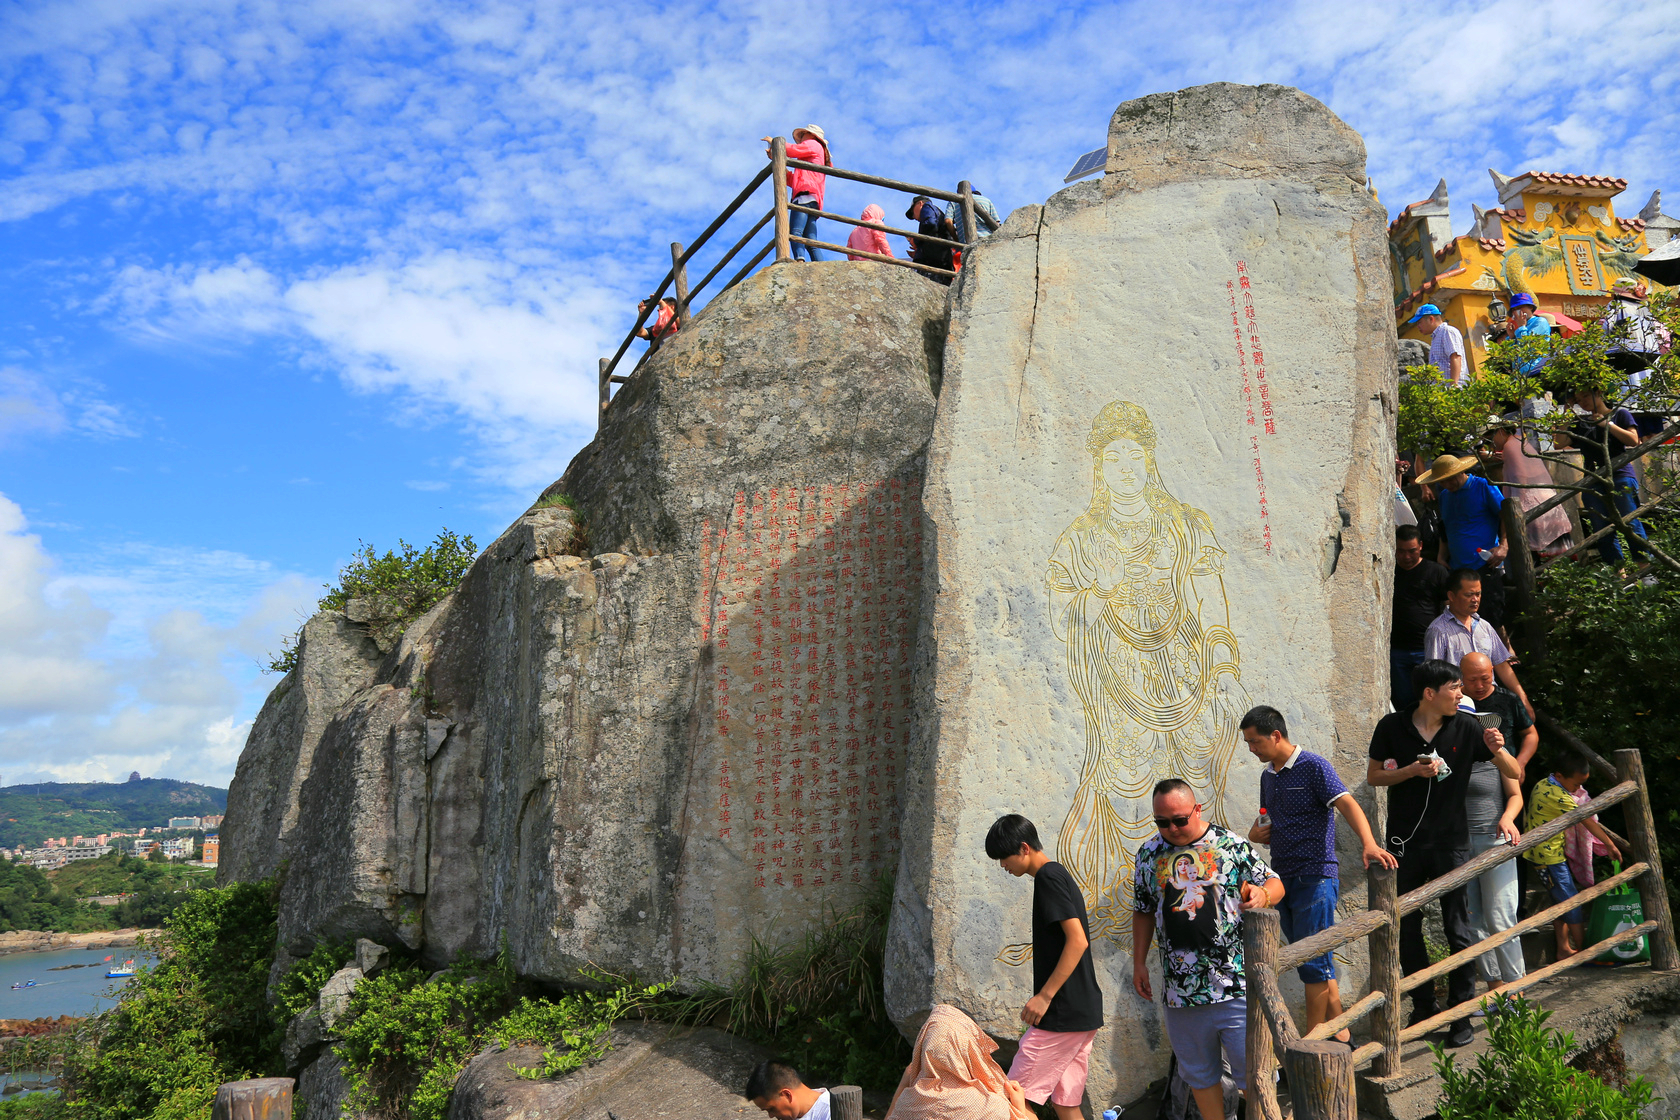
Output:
top-left (1163, 997), bottom-right (1248, 1090)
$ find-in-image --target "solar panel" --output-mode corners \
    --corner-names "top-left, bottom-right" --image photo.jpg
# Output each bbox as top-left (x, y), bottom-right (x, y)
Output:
top-left (1064, 147), bottom-right (1107, 183)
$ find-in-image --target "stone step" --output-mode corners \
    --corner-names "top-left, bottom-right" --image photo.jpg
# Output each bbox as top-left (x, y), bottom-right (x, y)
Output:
top-left (1354, 964), bottom-right (1680, 1120)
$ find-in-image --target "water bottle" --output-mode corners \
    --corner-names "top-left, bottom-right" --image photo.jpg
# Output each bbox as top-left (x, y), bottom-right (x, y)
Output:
top-left (1103, 1110), bottom-right (1119, 1120)
top-left (1477, 548), bottom-right (1494, 562)
top-left (1253, 807), bottom-right (1269, 843)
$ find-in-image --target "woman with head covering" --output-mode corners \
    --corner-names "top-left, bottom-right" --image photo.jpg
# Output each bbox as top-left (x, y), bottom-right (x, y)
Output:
top-left (846, 204), bottom-right (894, 261)
top-left (886, 1005), bottom-right (1034, 1120)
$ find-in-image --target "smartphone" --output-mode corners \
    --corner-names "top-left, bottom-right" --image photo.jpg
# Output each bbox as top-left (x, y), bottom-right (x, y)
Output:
top-left (1475, 712), bottom-right (1501, 730)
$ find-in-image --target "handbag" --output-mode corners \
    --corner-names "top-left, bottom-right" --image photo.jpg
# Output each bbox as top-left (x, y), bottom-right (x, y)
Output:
top-left (1585, 861), bottom-right (1650, 964)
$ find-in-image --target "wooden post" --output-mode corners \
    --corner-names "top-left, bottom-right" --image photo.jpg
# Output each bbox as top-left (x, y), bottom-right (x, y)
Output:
top-left (598, 357), bottom-right (611, 421)
top-left (1614, 749), bottom-right (1679, 970)
top-left (829, 1085), bottom-right (863, 1120)
top-left (1282, 1040), bottom-right (1356, 1120)
top-left (1366, 864), bottom-right (1402, 1077)
top-left (1500, 497), bottom-right (1543, 663)
top-left (958, 179), bottom-right (978, 247)
top-left (670, 242), bottom-right (692, 327)
top-left (212, 1078), bottom-right (294, 1120)
top-left (1242, 908), bottom-right (1285, 1120)
top-left (770, 137), bottom-right (792, 263)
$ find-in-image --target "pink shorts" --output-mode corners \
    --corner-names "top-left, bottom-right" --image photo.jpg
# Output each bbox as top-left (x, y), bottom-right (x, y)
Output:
top-left (1007, 1026), bottom-right (1098, 1107)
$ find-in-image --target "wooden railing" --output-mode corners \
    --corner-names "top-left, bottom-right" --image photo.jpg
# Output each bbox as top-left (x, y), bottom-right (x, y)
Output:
top-left (595, 137), bottom-right (981, 423)
top-left (1243, 748), bottom-right (1676, 1120)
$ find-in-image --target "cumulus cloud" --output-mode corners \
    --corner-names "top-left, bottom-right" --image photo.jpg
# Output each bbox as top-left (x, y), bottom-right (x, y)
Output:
top-left (0, 493), bottom-right (316, 787)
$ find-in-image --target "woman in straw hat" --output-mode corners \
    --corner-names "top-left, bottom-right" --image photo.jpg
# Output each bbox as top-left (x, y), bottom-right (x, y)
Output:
top-left (776, 124), bottom-right (831, 261)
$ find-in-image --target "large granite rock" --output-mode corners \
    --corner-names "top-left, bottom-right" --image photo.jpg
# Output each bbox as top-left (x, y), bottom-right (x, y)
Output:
top-left (219, 611), bottom-right (383, 884)
top-left (236, 262), bottom-right (945, 987)
top-left (447, 1022), bottom-right (768, 1120)
top-left (886, 83), bottom-right (1396, 1106)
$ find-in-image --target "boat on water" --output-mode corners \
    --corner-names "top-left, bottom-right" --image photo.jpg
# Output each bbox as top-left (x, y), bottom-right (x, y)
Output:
top-left (10, 980), bottom-right (36, 989)
top-left (105, 960), bottom-right (136, 979)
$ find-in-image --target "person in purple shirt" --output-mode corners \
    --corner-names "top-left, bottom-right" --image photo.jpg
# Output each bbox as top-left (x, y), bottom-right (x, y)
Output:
top-left (1242, 706), bottom-right (1396, 1040)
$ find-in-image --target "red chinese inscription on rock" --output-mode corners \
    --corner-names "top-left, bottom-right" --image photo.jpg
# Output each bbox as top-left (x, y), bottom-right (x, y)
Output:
top-left (700, 479), bottom-right (921, 890)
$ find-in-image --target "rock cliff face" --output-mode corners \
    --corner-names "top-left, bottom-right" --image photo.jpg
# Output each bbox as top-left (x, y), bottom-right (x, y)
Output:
top-left (886, 82), bottom-right (1396, 1104)
top-left (222, 262), bottom-right (947, 986)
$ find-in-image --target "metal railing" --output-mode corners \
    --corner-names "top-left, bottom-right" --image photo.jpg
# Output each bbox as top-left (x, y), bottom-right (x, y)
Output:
top-left (595, 137), bottom-right (981, 423)
top-left (1242, 747), bottom-right (1676, 1120)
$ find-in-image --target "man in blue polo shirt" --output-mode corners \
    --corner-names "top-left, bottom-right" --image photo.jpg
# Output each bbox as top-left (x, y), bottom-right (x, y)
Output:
top-left (1416, 453), bottom-right (1509, 631)
top-left (1243, 705), bottom-right (1397, 1038)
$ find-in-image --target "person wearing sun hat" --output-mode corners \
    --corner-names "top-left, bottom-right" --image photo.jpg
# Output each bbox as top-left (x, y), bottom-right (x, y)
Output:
top-left (1415, 452), bottom-right (1512, 635)
top-left (1503, 292), bottom-right (1551, 375)
top-left (763, 125), bottom-right (831, 262)
top-left (1407, 303), bottom-right (1466, 386)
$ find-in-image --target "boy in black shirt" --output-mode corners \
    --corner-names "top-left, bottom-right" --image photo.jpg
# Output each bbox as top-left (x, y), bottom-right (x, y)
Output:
top-left (1392, 525), bottom-right (1449, 708)
top-left (1367, 659), bottom-right (1522, 1047)
top-left (986, 815), bottom-right (1104, 1120)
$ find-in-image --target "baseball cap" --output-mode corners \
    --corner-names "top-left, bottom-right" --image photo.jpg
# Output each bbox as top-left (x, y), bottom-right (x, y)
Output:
top-left (1508, 292), bottom-right (1536, 309)
top-left (1406, 303), bottom-right (1443, 324)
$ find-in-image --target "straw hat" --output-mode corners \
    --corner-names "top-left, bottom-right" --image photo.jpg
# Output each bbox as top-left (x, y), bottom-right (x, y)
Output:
top-left (1414, 453), bottom-right (1479, 485)
top-left (791, 124), bottom-right (826, 143)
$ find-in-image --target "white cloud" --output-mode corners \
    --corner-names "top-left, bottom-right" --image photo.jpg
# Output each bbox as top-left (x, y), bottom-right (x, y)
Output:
top-left (0, 493), bottom-right (316, 787)
top-left (0, 367), bottom-right (134, 445)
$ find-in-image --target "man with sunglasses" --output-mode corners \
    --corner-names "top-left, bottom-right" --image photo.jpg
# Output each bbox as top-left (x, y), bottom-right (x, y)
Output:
top-left (1132, 780), bottom-right (1282, 1120)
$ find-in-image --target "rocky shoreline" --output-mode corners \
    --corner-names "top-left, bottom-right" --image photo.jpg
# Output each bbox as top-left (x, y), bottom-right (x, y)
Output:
top-left (0, 929), bottom-right (157, 957)
top-left (0, 1016), bottom-right (81, 1039)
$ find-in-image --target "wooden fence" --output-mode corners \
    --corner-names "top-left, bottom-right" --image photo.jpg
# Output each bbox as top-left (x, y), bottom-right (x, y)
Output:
top-left (1243, 747), bottom-right (1676, 1120)
top-left (595, 137), bottom-right (981, 422)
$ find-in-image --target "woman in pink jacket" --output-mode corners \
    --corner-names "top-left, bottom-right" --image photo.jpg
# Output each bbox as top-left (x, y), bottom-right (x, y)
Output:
top-left (846, 204), bottom-right (893, 261)
top-left (781, 124), bottom-right (830, 261)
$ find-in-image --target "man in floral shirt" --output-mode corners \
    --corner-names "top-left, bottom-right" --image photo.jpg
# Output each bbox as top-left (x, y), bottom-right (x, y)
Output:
top-left (1132, 779), bottom-right (1282, 1120)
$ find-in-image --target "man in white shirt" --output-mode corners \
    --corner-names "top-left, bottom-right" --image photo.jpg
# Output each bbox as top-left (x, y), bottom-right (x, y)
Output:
top-left (1408, 303), bottom-right (1466, 386)
top-left (746, 1061), bottom-right (831, 1120)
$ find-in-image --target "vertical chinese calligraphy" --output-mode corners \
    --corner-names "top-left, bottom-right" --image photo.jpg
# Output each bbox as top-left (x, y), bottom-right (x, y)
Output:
top-left (700, 479), bottom-right (921, 891)
top-left (1229, 262), bottom-right (1279, 552)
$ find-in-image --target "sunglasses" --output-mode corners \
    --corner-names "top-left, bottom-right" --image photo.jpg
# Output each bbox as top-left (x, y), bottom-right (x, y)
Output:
top-left (1153, 814), bottom-right (1194, 829)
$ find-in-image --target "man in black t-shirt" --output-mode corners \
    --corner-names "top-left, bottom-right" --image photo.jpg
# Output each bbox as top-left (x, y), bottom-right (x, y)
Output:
top-left (1368, 659), bottom-right (1522, 1047)
top-left (1392, 525), bottom-right (1449, 709)
top-left (986, 814), bottom-right (1103, 1120)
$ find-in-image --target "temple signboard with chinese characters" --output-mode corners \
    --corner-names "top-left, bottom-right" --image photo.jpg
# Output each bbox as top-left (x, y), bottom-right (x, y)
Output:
top-left (1388, 169), bottom-right (1668, 376)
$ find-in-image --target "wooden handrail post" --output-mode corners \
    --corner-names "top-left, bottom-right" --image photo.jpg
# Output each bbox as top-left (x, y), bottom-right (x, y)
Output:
top-left (1367, 863), bottom-right (1402, 1077)
top-left (958, 179), bottom-right (978, 247)
top-left (1242, 907), bottom-right (1285, 1120)
top-left (670, 241), bottom-right (692, 327)
top-left (1283, 1039), bottom-right (1356, 1120)
top-left (829, 1085), bottom-right (863, 1120)
top-left (1500, 497), bottom-right (1542, 663)
top-left (770, 137), bottom-right (792, 263)
top-left (212, 1078), bottom-right (294, 1120)
top-left (598, 357), bottom-right (611, 422)
top-left (1614, 749), bottom-right (1678, 970)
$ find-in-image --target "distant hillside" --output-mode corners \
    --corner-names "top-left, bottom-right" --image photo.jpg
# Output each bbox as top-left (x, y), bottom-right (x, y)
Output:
top-left (0, 780), bottom-right (228, 849)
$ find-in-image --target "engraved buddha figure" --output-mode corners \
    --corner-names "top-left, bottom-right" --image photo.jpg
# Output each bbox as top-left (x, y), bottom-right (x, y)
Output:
top-left (1044, 400), bottom-right (1246, 944)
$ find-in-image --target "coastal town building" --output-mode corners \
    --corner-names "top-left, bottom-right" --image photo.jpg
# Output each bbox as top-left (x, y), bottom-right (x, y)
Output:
top-left (200, 834), bottom-right (219, 866)
top-left (167, 816), bottom-right (202, 830)
top-left (1389, 169), bottom-right (1677, 377)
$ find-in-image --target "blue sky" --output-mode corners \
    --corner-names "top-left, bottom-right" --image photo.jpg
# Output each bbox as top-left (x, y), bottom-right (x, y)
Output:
top-left (3, 0), bottom-right (1678, 788)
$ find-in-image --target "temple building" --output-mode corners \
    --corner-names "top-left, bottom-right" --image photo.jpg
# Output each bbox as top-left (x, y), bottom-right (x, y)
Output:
top-left (1389, 169), bottom-right (1677, 377)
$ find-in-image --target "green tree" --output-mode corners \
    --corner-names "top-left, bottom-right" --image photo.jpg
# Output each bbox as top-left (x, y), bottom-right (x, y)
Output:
top-left (269, 529), bottom-right (478, 673)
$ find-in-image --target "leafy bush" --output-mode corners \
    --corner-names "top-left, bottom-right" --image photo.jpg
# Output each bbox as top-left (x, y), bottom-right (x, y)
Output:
top-left (333, 953), bottom-right (666, 1120)
top-left (661, 872), bottom-right (910, 1092)
top-left (268, 529), bottom-right (478, 673)
top-left (1527, 523), bottom-right (1680, 914)
top-left (0, 862), bottom-right (115, 935)
top-left (274, 940), bottom-right (355, 1020)
top-left (60, 881), bottom-right (282, 1120)
top-left (1432, 994), bottom-right (1654, 1120)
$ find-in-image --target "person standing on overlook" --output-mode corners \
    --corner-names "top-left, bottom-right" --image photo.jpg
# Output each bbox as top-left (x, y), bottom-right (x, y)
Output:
top-left (905, 196), bottom-right (956, 281)
top-left (764, 125), bottom-right (830, 262)
top-left (1457, 652), bottom-right (1530, 1004)
top-left (846, 204), bottom-right (894, 260)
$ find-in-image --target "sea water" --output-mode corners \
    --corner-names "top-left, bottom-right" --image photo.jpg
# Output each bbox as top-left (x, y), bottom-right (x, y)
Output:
top-left (0, 946), bottom-right (156, 1020)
